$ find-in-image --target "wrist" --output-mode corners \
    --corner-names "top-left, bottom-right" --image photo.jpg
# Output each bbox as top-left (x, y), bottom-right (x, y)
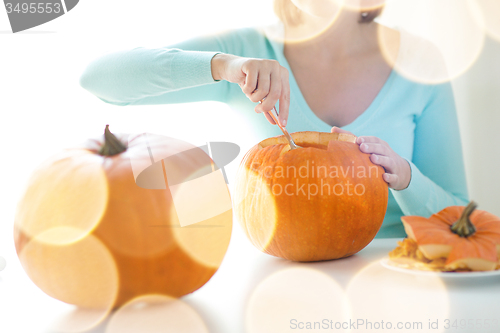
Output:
top-left (398, 158), bottom-right (412, 190)
top-left (211, 53), bottom-right (229, 81)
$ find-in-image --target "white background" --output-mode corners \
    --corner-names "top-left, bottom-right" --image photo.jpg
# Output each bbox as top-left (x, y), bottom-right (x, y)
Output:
top-left (1, 0), bottom-right (500, 332)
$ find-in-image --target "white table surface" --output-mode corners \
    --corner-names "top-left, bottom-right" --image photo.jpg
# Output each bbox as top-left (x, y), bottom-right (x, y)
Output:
top-left (1, 226), bottom-right (499, 333)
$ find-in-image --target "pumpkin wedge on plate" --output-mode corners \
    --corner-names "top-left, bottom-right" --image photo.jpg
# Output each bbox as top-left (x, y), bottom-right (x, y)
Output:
top-left (390, 201), bottom-right (500, 272)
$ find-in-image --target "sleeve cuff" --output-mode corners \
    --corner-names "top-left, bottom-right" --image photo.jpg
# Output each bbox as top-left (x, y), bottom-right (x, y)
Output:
top-left (168, 50), bottom-right (221, 87)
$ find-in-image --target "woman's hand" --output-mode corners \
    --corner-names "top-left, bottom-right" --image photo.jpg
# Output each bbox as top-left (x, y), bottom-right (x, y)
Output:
top-left (331, 127), bottom-right (411, 190)
top-left (211, 53), bottom-right (290, 126)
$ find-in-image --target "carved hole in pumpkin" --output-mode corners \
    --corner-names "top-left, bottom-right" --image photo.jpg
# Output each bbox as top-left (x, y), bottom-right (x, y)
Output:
top-left (295, 143), bottom-right (328, 150)
top-left (257, 131), bottom-right (356, 151)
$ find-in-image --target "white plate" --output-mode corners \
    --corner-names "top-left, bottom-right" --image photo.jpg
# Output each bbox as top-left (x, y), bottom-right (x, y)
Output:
top-left (380, 258), bottom-right (500, 278)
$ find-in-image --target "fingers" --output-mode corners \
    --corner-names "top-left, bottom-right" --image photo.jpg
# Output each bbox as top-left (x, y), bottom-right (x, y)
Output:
top-left (256, 106), bottom-right (277, 125)
top-left (331, 126), bottom-right (355, 135)
top-left (240, 59), bottom-right (290, 125)
top-left (243, 60), bottom-right (275, 104)
top-left (359, 142), bottom-right (391, 157)
top-left (251, 74), bottom-right (271, 103)
top-left (361, 142), bottom-right (394, 173)
top-left (241, 70), bottom-right (258, 96)
top-left (357, 137), bottom-right (395, 183)
top-left (264, 112), bottom-right (276, 125)
top-left (353, 134), bottom-right (411, 190)
top-left (383, 173), bottom-right (399, 186)
top-left (370, 154), bottom-right (395, 173)
top-left (278, 71), bottom-right (290, 127)
top-left (356, 136), bottom-right (384, 145)
top-left (265, 70), bottom-right (281, 109)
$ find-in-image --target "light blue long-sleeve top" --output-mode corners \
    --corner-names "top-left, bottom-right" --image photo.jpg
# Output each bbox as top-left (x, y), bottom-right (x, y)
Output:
top-left (80, 26), bottom-right (469, 238)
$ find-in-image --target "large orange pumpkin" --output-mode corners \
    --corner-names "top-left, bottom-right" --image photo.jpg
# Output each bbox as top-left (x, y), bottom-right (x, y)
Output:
top-left (235, 131), bottom-right (388, 262)
top-left (14, 126), bottom-right (232, 309)
top-left (401, 201), bottom-right (500, 271)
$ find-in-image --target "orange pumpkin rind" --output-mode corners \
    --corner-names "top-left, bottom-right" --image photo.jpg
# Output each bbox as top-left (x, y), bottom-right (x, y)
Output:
top-left (391, 202), bottom-right (500, 272)
top-left (236, 131), bottom-right (388, 262)
top-left (14, 126), bottom-right (233, 309)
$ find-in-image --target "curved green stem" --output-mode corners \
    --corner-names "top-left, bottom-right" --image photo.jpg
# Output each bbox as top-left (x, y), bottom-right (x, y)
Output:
top-left (450, 201), bottom-right (477, 238)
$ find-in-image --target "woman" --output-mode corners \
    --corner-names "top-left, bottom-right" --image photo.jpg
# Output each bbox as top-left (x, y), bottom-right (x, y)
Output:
top-left (80, 0), bottom-right (468, 237)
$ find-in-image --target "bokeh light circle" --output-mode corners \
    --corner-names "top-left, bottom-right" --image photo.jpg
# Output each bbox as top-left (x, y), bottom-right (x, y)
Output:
top-left (106, 295), bottom-right (209, 333)
top-left (346, 261), bottom-right (449, 333)
top-left (378, 0), bottom-right (485, 84)
top-left (266, 0), bottom-right (345, 43)
top-left (473, 0), bottom-right (500, 42)
top-left (342, 0), bottom-right (386, 11)
top-left (246, 267), bottom-right (348, 333)
top-left (234, 164), bottom-right (277, 253)
top-left (14, 150), bottom-right (108, 246)
top-left (49, 307), bottom-right (112, 333)
top-left (18, 228), bottom-right (119, 310)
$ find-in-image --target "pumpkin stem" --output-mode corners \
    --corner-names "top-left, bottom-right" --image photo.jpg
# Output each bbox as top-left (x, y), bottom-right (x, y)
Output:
top-left (450, 201), bottom-right (477, 237)
top-left (98, 125), bottom-right (127, 156)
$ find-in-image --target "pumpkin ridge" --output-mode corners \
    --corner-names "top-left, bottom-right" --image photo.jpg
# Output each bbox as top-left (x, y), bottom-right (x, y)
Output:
top-left (433, 212), bottom-right (458, 226)
top-left (433, 207), bottom-right (464, 225)
top-left (446, 237), bottom-right (497, 265)
top-left (417, 231), bottom-right (457, 245)
top-left (472, 212), bottom-right (500, 227)
top-left (409, 221), bottom-right (454, 243)
top-left (466, 231), bottom-right (500, 246)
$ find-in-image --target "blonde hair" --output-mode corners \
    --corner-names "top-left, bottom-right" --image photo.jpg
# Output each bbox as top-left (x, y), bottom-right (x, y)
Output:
top-left (273, 0), bottom-right (382, 25)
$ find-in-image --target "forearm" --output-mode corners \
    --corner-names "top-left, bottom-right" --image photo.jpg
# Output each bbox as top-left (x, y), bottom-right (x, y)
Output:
top-left (391, 78), bottom-right (470, 217)
top-left (80, 48), bottom-right (221, 105)
top-left (392, 160), bottom-right (469, 217)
